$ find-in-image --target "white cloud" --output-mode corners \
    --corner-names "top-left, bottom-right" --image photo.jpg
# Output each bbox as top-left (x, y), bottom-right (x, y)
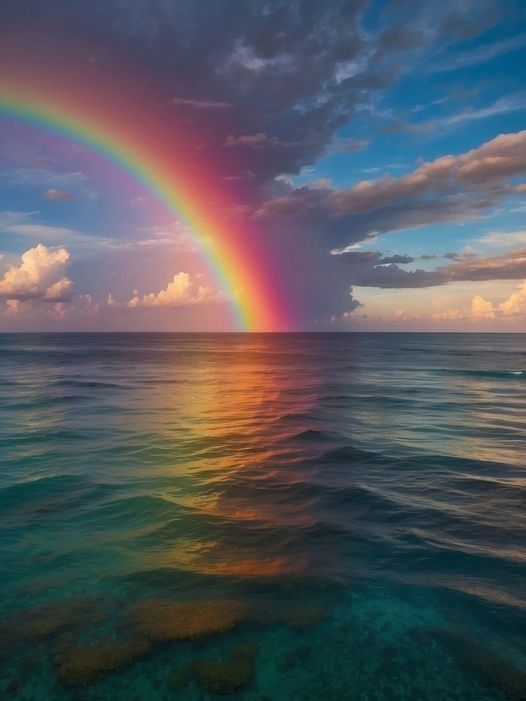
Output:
top-left (6, 223), bottom-right (78, 239)
top-left (0, 210), bottom-right (83, 243)
top-left (431, 282), bottom-right (526, 321)
top-left (113, 272), bottom-right (226, 309)
top-left (499, 280), bottom-right (526, 316)
top-left (470, 294), bottom-right (495, 319)
top-left (431, 308), bottom-right (464, 320)
top-left (0, 244), bottom-right (73, 302)
top-left (478, 230), bottom-right (526, 248)
top-left (431, 34), bottom-right (526, 73)
top-left (419, 94), bottom-right (526, 133)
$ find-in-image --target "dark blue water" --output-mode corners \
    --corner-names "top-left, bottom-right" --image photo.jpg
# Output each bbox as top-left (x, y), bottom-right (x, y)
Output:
top-left (1, 333), bottom-right (525, 700)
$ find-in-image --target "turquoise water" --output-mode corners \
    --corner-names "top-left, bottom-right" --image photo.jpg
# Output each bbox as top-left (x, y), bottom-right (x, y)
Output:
top-left (1, 332), bottom-right (525, 700)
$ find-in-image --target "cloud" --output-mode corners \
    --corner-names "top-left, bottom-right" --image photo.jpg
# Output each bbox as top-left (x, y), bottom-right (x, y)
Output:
top-left (248, 133), bottom-right (526, 321)
top-left (470, 294), bottom-right (495, 319)
top-left (254, 187), bottom-right (326, 218)
top-left (172, 97), bottom-right (231, 110)
top-left (336, 251), bottom-right (415, 265)
top-left (430, 32), bottom-right (526, 73)
top-left (331, 130), bottom-right (526, 213)
top-left (498, 280), bottom-right (526, 315)
top-left (0, 0), bottom-right (523, 328)
top-left (377, 25), bottom-right (426, 57)
top-left (112, 273), bottom-right (226, 309)
top-left (6, 223), bottom-right (78, 239)
top-left (478, 230), bottom-right (526, 247)
top-left (340, 248), bottom-right (526, 289)
top-left (431, 307), bottom-right (464, 320)
top-left (224, 133), bottom-right (283, 148)
top-left (0, 211), bottom-right (84, 243)
top-left (405, 94), bottom-right (526, 135)
top-left (253, 130), bottom-right (526, 254)
top-left (0, 244), bottom-right (73, 302)
top-left (431, 281), bottom-right (526, 321)
top-left (3, 168), bottom-right (93, 198)
top-left (338, 138), bottom-right (369, 154)
top-left (44, 188), bottom-right (71, 201)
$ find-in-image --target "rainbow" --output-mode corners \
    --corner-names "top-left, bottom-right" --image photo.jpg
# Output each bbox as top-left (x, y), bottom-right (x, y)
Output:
top-left (0, 51), bottom-right (290, 331)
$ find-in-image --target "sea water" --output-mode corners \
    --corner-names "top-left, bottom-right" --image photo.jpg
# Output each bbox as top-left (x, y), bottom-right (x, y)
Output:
top-left (0, 333), bottom-right (525, 700)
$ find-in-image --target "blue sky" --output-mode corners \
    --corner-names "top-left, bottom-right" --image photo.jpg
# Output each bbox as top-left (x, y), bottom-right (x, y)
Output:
top-left (0, 0), bottom-right (525, 330)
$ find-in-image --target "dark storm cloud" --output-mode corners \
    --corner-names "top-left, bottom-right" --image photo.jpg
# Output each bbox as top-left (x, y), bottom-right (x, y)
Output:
top-left (1, 0), bottom-right (514, 193)
top-left (0, 0), bottom-right (488, 185)
top-left (0, 0), bottom-right (514, 188)
top-left (0, 0), bottom-right (521, 325)
top-left (171, 98), bottom-right (232, 110)
top-left (248, 127), bottom-right (526, 317)
top-left (255, 130), bottom-right (526, 248)
top-left (340, 252), bottom-right (415, 265)
top-left (376, 25), bottom-right (427, 57)
top-left (337, 248), bottom-right (526, 288)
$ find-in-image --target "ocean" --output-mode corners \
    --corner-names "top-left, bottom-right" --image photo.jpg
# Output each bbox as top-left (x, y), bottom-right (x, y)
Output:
top-left (0, 332), bottom-right (525, 700)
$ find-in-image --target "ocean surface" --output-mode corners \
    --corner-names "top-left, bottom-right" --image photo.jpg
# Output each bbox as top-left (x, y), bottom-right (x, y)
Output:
top-left (1, 332), bottom-right (525, 700)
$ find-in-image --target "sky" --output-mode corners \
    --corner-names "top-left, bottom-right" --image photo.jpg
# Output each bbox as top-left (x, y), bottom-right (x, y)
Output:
top-left (0, 0), bottom-right (525, 331)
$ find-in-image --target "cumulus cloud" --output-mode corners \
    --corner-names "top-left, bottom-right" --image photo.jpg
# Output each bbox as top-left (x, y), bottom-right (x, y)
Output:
top-left (44, 188), bottom-right (71, 201)
top-left (431, 307), bottom-right (464, 320)
top-left (498, 280), bottom-right (526, 315)
top-left (431, 281), bottom-right (526, 322)
top-left (111, 273), bottom-right (226, 309)
top-left (0, 244), bottom-right (73, 302)
top-left (470, 294), bottom-right (496, 319)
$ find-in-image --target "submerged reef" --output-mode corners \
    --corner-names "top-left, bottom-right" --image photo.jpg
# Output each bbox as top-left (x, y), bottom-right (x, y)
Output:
top-left (434, 629), bottom-right (526, 701)
top-left (55, 636), bottom-right (151, 685)
top-left (3, 597), bottom-right (101, 642)
top-left (191, 642), bottom-right (258, 694)
top-left (125, 598), bottom-right (247, 642)
top-left (283, 603), bottom-right (328, 630)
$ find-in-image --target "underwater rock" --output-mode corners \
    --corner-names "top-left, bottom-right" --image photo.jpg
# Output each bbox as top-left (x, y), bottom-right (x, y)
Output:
top-left (5, 677), bottom-right (22, 694)
top-left (434, 629), bottom-right (526, 701)
top-left (191, 641), bottom-right (257, 695)
top-left (283, 604), bottom-right (327, 630)
top-left (52, 632), bottom-right (76, 665)
top-left (280, 644), bottom-right (312, 671)
top-left (56, 636), bottom-right (151, 685)
top-left (169, 666), bottom-right (190, 691)
top-left (6, 597), bottom-right (99, 641)
top-left (247, 602), bottom-right (280, 625)
top-left (125, 598), bottom-right (247, 642)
